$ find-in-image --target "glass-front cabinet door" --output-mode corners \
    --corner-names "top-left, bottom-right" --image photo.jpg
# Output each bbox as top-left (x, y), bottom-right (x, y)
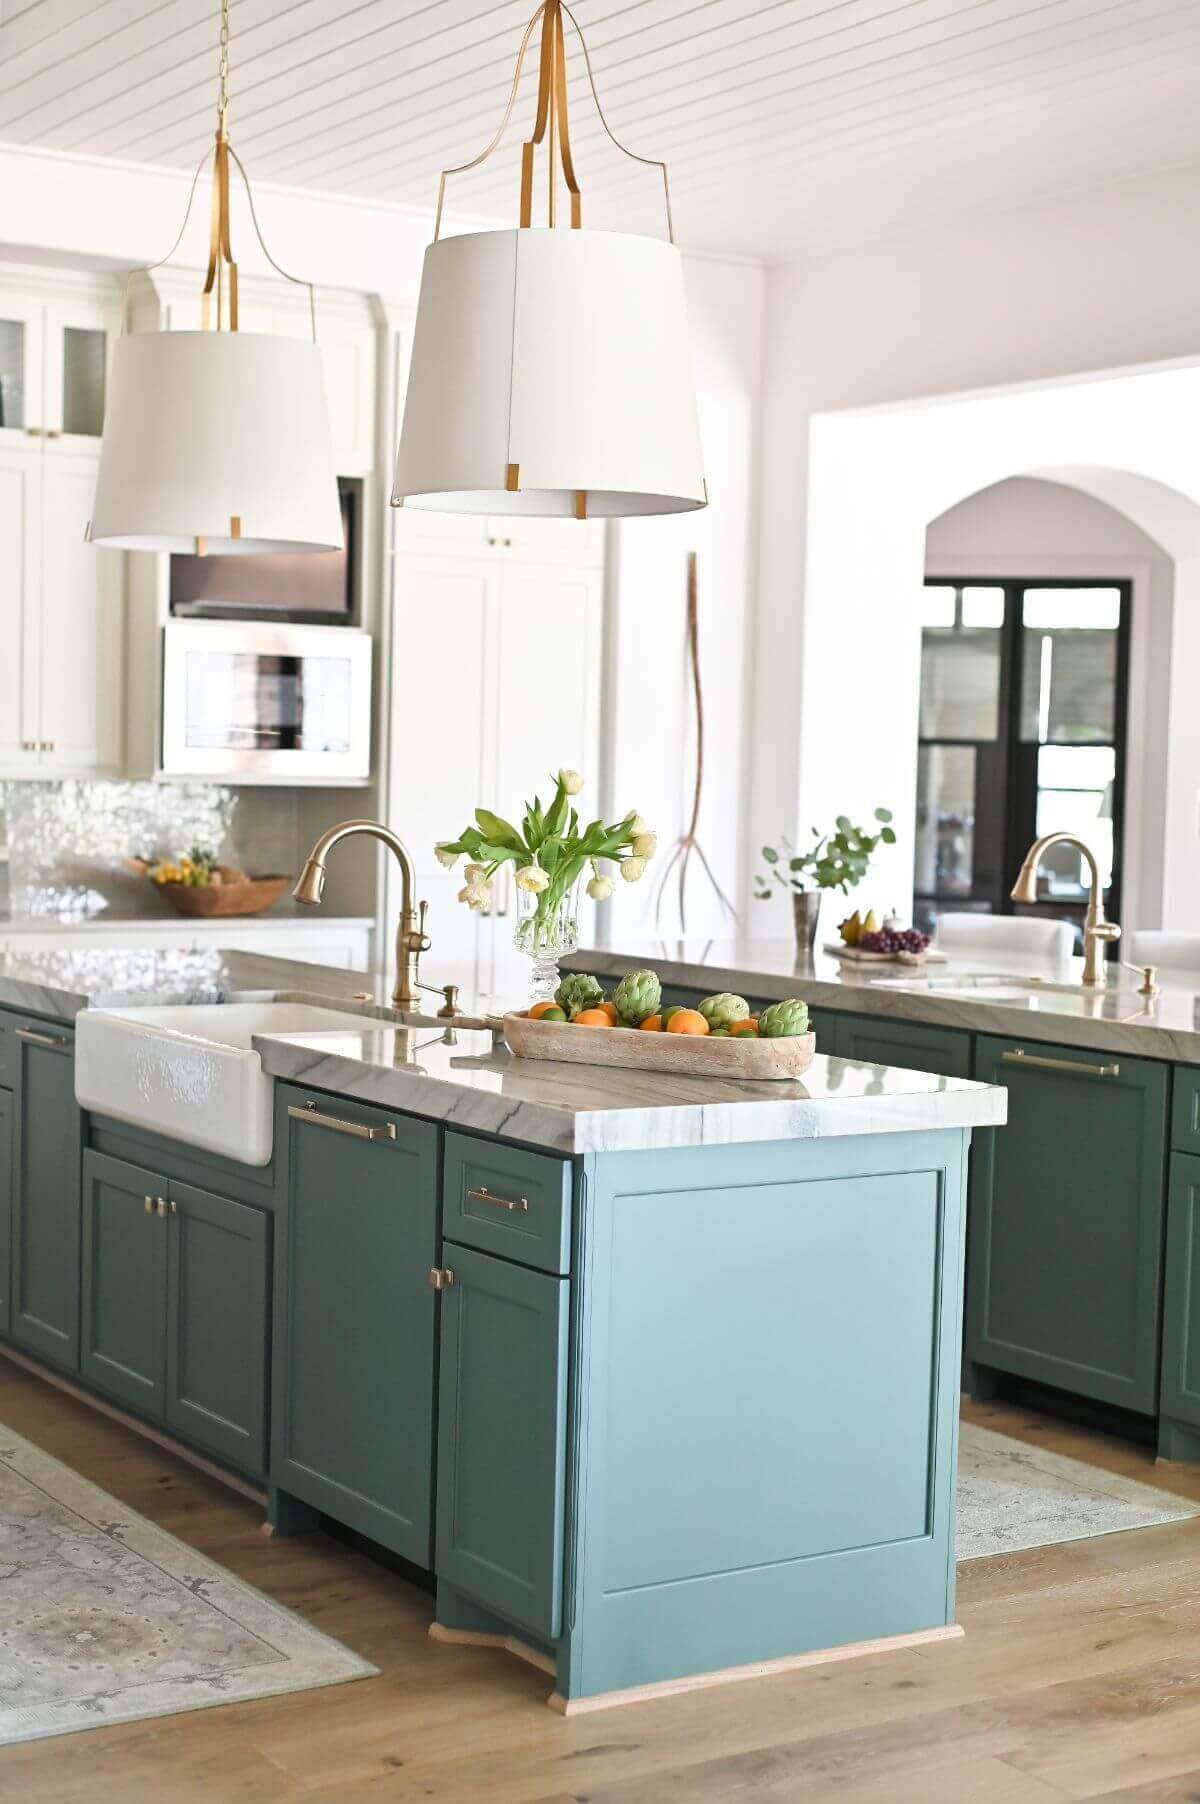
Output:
top-left (0, 296), bottom-right (45, 445)
top-left (44, 303), bottom-right (109, 447)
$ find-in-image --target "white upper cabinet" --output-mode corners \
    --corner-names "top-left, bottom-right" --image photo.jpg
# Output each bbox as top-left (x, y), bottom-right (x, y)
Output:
top-left (0, 270), bottom-right (125, 780)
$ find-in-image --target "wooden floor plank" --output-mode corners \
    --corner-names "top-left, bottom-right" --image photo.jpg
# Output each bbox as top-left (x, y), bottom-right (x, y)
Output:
top-left (1, 1367), bottom-right (1199, 1802)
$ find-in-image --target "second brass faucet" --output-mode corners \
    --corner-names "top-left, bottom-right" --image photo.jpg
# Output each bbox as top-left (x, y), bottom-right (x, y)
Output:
top-left (1010, 831), bottom-right (1119, 987)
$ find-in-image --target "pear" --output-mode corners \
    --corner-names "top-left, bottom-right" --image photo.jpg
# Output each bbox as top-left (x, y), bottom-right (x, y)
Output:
top-left (839, 910), bottom-right (862, 945)
top-left (861, 909), bottom-right (880, 937)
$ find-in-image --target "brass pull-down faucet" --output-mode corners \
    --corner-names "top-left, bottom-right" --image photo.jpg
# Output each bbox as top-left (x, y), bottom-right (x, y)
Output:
top-left (1010, 831), bottom-right (1119, 988)
top-left (293, 819), bottom-right (431, 1011)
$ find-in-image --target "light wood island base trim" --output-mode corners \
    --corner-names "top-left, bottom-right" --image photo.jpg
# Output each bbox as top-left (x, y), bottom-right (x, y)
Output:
top-left (428, 1621), bottom-right (557, 1677)
top-left (548, 1623), bottom-right (965, 1715)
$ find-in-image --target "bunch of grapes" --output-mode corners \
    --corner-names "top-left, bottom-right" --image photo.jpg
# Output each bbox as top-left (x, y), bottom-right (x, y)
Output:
top-left (859, 927), bottom-right (929, 955)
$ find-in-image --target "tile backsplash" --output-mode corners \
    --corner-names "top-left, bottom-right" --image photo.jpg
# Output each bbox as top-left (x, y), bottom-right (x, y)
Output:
top-left (0, 781), bottom-right (299, 920)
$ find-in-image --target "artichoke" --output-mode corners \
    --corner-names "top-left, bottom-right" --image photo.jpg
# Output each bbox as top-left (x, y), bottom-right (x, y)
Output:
top-left (698, 992), bottom-right (750, 1030)
top-left (758, 998), bottom-right (810, 1039)
top-left (556, 972), bottom-right (605, 1019)
top-left (613, 968), bottom-right (662, 1025)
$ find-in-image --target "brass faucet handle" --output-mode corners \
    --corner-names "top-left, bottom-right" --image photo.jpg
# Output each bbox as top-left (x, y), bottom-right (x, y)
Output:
top-left (1089, 921), bottom-right (1122, 945)
top-left (416, 899), bottom-right (431, 952)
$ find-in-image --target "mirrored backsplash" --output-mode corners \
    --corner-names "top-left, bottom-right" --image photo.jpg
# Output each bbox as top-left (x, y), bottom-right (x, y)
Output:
top-left (0, 781), bottom-right (299, 921)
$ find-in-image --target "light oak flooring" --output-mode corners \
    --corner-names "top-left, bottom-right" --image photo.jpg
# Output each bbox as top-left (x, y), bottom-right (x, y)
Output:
top-left (2, 1359), bottom-right (1200, 1803)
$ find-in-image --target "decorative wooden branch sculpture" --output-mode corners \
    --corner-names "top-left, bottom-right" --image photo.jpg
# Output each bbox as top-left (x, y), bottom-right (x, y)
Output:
top-left (654, 551), bottom-right (739, 935)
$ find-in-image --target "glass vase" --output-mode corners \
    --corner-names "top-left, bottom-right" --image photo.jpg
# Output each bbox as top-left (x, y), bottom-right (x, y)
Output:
top-left (514, 889), bottom-right (580, 1005)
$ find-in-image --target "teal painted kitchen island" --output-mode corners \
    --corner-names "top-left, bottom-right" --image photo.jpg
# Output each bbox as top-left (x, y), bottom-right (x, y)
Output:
top-left (0, 948), bottom-right (1004, 1710)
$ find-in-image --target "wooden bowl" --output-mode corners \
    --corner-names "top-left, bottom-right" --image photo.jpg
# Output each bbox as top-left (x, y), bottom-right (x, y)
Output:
top-left (502, 1012), bottom-right (816, 1081)
top-left (157, 875), bottom-right (291, 918)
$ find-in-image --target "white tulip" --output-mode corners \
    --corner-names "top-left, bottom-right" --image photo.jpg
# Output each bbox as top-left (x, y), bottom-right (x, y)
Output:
top-left (434, 843), bottom-right (458, 869)
top-left (460, 881), bottom-right (492, 912)
top-left (620, 857), bottom-right (647, 883)
top-left (628, 814), bottom-right (649, 836)
top-left (587, 875), bottom-right (614, 901)
top-left (631, 831), bottom-right (658, 860)
top-left (559, 768), bottom-right (584, 795)
top-left (515, 864), bottom-right (550, 894)
top-left (463, 862), bottom-right (487, 882)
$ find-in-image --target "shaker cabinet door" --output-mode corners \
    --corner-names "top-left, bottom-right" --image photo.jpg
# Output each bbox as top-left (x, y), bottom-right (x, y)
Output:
top-left (435, 1244), bottom-right (569, 1642)
top-left (967, 1034), bottom-right (1168, 1413)
top-left (272, 1086), bottom-right (439, 1562)
top-left (12, 1019), bottom-right (81, 1371)
top-left (0, 1088), bottom-right (11, 1337)
top-left (81, 1151), bottom-right (168, 1417)
top-left (165, 1180), bottom-right (270, 1478)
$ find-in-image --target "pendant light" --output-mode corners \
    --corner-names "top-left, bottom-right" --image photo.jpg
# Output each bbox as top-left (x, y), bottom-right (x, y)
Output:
top-left (89, 0), bottom-right (341, 555)
top-left (392, 0), bottom-right (707, 520)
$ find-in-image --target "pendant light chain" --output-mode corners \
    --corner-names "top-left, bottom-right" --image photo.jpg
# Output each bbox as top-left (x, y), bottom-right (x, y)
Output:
top-left (217, 0), bottom-right (231, 136)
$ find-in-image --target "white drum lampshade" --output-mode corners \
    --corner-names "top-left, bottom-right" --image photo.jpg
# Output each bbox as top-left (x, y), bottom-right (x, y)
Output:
top-left (392, 227), bottom-right (706, 519)
top-left (89, 330), bottom-right (343, 555)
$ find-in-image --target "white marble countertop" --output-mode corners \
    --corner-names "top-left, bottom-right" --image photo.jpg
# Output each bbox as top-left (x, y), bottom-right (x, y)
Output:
top-left (0, 908), bottom-right (373, 936)
top-left (0, 945), bottom-right (1003, 1154)
top-left (254, 1017), bottom-right (1005, 1154)
top-left (566, 939), bottom-right (1200, 1065)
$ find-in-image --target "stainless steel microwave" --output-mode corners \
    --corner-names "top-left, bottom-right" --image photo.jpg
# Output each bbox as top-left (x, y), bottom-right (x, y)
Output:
top-left (161, 621), bottom-right (372, 783)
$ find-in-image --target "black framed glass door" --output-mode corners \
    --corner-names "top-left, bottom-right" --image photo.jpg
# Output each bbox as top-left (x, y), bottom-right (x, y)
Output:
top-left (914, 579), bottom-right (1130, 938)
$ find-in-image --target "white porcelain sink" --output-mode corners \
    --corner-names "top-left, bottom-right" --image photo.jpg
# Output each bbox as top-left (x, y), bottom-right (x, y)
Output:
top-left (75, 1002), bottom-right (379, 1166)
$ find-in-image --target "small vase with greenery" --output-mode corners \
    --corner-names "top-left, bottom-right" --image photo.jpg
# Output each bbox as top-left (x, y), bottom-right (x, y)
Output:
top-left (755, 809), bottom-right (895, 952)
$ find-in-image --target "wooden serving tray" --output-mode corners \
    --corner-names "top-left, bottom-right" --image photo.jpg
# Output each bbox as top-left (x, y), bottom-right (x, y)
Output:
top-left (502, 1012), bottom-right (816, 1081)
top-left (823, 943), bottom-right (947, 966)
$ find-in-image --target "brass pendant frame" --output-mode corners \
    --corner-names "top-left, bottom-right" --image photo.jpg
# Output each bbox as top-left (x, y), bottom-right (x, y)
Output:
top-left (433, 0), bottom-right (674, 245)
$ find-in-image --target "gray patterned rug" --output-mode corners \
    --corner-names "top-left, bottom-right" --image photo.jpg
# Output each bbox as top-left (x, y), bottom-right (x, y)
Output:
top-left (0, 1424), bottom-right (377, 1745)
top-left (957, 1422), bottom-right (1200, 1561)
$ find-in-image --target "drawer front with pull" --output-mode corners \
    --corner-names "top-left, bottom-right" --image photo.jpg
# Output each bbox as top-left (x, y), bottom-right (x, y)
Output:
top-left (443, 1131), bottom-right (572, 1275)
top-left (967, 1033), bottom-right (1169, 1412)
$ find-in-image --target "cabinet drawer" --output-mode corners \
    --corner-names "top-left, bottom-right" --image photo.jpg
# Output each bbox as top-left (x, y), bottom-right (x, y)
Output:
top-left (1173, 1067), bottom-right (1200, 1156)
top-left (833, 1013), bottom-right (972, 1079)
top-left (443, 1132), bottom-right (572, 1275)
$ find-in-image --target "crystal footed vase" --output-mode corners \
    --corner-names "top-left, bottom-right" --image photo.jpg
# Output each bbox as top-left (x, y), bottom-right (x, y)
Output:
top-left (514, 891), bottom-right (580, 1005)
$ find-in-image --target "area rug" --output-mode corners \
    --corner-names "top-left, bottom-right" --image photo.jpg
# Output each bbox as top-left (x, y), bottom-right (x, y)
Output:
top-left (957, 1421), bottom-right (1200, 1561)
top-left (0, 1423), bottom-right (377, 1745)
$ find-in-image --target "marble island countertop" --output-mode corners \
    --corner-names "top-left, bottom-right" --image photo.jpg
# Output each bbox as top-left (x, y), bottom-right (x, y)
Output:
top-left (0, 945), bottom-right (1004, 1155)
top-left (254, 1016), bottom-right (1005, 1154)
top-left (566, 939), bottom-right (1200, 1065)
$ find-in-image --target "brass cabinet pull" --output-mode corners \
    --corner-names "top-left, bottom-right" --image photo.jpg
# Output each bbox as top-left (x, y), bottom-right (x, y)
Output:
top-left (157, 1197), bottom-right (168, 1217)
top-left (21, 741), bottom-right (36, 752)
top-left (1001, 1049), bottom-right (1120, 1080)
top-left (428, 1267), bottom-right (456, 1290)
top-left (25, 426), bottom-right (43, 437)
top-left (168, 1198), bottom-right (178, 1215)
top-left (144, 1196), bottom-right (168, 1216)
top-left (288, 1101), bottom-right (396, 1141)
top-left (16, 1027), bottom-right (71, 1053)
top-left (467, 1185), bottom-right (529, 1214)
top-left (144, 1195), bottom-right (155, 1214)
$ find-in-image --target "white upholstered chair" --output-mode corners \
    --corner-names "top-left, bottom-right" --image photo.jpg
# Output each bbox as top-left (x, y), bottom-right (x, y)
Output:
top-left (1127, 931), bottom-right (1200, 981)
top-left (933, 911), bottom-right (1075, 975)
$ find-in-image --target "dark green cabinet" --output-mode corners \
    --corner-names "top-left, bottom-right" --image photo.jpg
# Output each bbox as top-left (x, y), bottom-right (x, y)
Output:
top-left (967, 1034), bottom-right (1169, 1414)
top-left (272, 1085), bottom-right (439, 1564)
top-left (833, 1013), bottom-right (972, 1078)
top-left (0, 1088), bottom-right (11, 1338)
top-left (166, 1179), bottom-right (270, 1474)
top-left (80, 1150), bottom-right (270, 1475)
top-left (1160, 1154), bottom-right (1200, 1442)
top-left (12, 1018), bottom-right (81, 1371)
top-left (81, 1151), bottom-right (168, 1416)
top-left (435, 1242), bottom-right (570, 1642)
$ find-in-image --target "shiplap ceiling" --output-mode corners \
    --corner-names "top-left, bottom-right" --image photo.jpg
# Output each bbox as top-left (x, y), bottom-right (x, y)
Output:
top-left (2, 0), bottom-right (1200, 259)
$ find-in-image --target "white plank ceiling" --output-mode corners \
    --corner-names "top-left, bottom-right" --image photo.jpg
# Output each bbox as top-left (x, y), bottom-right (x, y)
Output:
top-left (1, 0), bottom-right (1199, 259)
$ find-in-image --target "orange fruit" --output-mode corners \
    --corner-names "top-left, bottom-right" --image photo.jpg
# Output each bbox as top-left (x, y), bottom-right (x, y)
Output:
top-left (573, 1008), bottom-right (612, 1027)
top-left (730, 1020), bottom-right (759, 1037)
top-left (665, 1008), bottom-right (709, 1035)
top-left (639, 1014), bottom-right (663, 1032)
top-left (599, 1001), bottom-right (620, 1024)
top-left (528, 1000), bottom-right (561, 1019)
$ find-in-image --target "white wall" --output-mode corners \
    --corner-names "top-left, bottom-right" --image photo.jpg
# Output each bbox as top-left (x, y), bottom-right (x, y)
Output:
top-left (925, 478), bottom-right (1175, 930)
top-left (603, 253), bottom-right (764, 941)
top-left (754, 162), bottom-right (1200, 933)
